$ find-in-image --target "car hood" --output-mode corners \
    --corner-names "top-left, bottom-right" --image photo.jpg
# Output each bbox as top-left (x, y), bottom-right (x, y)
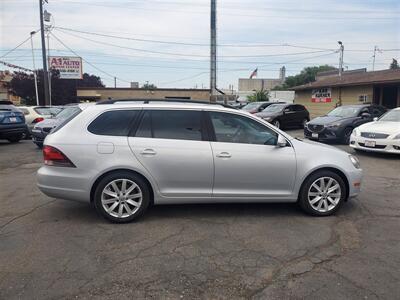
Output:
top-left (308, 115), bottom-right (354, 125)
top-left (357, 121), bottom-right (400, 135)
top-left (34, 118), bottom-right (60, 129)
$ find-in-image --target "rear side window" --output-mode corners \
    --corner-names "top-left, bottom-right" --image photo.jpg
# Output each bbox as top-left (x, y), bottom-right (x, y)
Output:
top-left (88, 110), bottom-right (139, 136)
top-left (135, 110), bottom-right (203, 141)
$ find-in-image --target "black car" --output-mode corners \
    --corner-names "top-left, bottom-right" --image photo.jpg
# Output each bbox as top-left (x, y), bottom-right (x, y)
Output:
top-left (241, 101), bottom-right (286, 114)
top-left (255, 103), bottom-right (310, 129)
top-left (0, 101), bottom-right (28, 143)
top-left (304, 104), bottom-right (387, 144)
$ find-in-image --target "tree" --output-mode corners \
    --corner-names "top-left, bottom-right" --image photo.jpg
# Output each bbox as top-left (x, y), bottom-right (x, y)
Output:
top-left (272, 65), bottom-right (336, 90)
top-left (390, 58), bottom-right (399, 69)
top-left (247, 89), bottom-right (269, 102)
top-left (142, 82), bottom-right (157, 89)
top-left (8, 70), bottom-right (104, 105)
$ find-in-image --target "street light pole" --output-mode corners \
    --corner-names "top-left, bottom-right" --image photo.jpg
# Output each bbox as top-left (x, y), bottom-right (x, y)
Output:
top-left (338, 41), bottom-right (344, 78)
top-left (30, 31), bottom-right (40, 106)
top-left (39, 0), bottom-right (50, 106)
top-left (210, 0), bottom-right (217, 102)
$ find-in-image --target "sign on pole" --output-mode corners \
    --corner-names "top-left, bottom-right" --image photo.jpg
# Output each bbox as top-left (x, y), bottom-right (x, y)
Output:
top-left (48, 56), bottom-right (83, 79)
top-left (311, 88), bottom-right (332, 103)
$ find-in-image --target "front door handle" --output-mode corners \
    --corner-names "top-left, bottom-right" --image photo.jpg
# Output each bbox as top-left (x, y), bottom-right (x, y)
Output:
top-left (140, 149), bottom-right (156, 156)
top-left (216, 152), bottom-right (231, 158)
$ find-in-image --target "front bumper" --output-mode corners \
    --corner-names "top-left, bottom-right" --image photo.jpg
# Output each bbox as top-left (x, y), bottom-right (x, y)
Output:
top-left (304, 126), bottom-right (342, 141)
top-left (347, 168), bottom-right (363, 198)
top-left (349, 134), bottom-right (400, 154)
top-left (31, 128), bottom-right (48, 145)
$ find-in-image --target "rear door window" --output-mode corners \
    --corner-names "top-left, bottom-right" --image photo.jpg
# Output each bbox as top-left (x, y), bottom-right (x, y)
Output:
top-left (135, 110), bottom-right (204, 141)
top-left (88, 110), bottom-right (139, 136)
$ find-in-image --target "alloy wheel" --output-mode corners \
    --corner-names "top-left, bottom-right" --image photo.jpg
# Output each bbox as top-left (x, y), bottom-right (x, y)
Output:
top-left (273, 120), bottom-right (280, 128)
top-left (101, 179), bottom-right (143, 218)
top-left (307, 177), bottom-right (341, 213)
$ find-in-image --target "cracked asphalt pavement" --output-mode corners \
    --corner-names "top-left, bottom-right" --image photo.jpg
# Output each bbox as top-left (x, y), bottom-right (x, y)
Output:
top-left (0, 130), bottom-right (399, 299)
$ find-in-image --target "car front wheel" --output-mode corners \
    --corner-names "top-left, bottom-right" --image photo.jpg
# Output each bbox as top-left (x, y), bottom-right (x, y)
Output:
top-left (272, 119), bottom-right (280, 129)
top-left (298, 170), bottom-right (346, 216)
top-left (94, 171), bottom-right (150, 223)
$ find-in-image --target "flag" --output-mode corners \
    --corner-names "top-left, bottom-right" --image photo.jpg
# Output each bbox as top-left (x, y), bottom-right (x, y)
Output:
top-left (250, 68), bottom-right (258, 79)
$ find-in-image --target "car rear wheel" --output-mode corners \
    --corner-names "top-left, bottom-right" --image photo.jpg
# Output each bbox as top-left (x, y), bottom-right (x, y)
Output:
top-left (7, 134), bottom-right (23, 143)
top-left (94, 171), bottom-right (150, 223)
top-left (301, 118), bottom-right (308, 128)
top-left (298, 170), bottom-right (346, 216)
top-left (272, 119), bottom-right (280, 129)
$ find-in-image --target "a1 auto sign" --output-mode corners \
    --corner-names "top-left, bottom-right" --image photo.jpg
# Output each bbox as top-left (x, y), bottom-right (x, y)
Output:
top-left (311, 88), bottom-right (332, 103)
top-left (48, 56), bottom-right (82, 79)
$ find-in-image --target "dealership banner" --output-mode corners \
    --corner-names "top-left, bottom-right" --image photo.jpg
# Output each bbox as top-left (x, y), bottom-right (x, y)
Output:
top-left (311, 88), bottom-right (332, 103)
top-left (48, 56), bottom-right (82, 79)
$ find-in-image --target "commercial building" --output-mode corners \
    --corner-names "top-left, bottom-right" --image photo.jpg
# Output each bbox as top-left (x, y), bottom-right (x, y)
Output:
top-left (292, 69), bottom-right (400, 118)
top-left (0, 70), bottom-right (21, 104)
top-left (77, 87), bottom-right (211, 102)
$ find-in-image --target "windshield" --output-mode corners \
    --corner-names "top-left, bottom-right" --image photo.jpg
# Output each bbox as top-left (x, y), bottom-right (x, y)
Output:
top-left (55, 106), bottom-right (81, 120)
top-left (263, 104), bottom-right (285, 113)
top-left (327, 106), bottom-right (360, 118)
top-left (379, 110), bottom-right (400, 122)
top-left (242, 102), bottom-right (262, 111)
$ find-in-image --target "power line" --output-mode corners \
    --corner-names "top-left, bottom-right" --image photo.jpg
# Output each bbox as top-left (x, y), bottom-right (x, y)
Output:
top-left (0, 34), bottom-right (36, 59)
top-left (50, 32), bottom-right (130, 83)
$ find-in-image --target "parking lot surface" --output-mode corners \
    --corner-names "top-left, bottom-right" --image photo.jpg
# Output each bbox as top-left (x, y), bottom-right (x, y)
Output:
top-left (0, 130), bottom-right (399, 299)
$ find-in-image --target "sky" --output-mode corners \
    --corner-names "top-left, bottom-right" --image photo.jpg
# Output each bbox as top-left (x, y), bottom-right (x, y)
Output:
top-left (0, 0), bottom-right (399, 89)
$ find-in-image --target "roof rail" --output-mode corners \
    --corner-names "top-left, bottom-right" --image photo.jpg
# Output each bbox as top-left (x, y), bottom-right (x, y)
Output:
top-left (96, 98), bottom-right (237, 109)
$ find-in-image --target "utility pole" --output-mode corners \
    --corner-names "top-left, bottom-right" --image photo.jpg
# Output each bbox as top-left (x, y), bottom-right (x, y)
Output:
top-left (114, 77), bottom-right (117, 88)
top-left (46, 32), bottom-right (52, 106)
top-left (338, 41), bottom-right (344, 77)
top-left (39, 0), bottom-right (50, 106)
top-left (210, 0), bottom-right (217, 102)
top-left (30, 31), bottom-right (40, 106)
top-left (372, 45), bottom-right (381, 71)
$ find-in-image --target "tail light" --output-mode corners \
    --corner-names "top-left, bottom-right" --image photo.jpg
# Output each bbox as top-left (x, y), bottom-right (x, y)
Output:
top-left (43, 146), bottom-right (75, 167)
top-left (32, 117), bottom-right (44, 124)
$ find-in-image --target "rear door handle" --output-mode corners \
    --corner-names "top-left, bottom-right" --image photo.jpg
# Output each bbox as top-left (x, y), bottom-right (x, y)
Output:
top-left (140, 149), bottom-right (156, 156)
top-left (216, 152), bottom-right (231, 158)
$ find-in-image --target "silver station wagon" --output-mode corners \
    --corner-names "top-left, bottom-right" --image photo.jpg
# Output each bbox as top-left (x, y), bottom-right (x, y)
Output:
top-left (37, 99), bottom-right (362, 223)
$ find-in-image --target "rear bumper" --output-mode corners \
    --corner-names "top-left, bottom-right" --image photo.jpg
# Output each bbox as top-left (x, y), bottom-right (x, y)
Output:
top-left (0, 124), bottom-right (28, 138)
top-left (350, 134), bottom-right (400, 154)
top-left (37, 165), bottom-right (91, 203)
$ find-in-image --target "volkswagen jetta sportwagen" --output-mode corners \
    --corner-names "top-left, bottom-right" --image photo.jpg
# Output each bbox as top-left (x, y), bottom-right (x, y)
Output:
top-left (37, 99), bottom-right (363, 223)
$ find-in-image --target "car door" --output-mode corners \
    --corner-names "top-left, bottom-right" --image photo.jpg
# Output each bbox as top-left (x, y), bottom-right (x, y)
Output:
top-left (282, 105), bottom-right (296, 127)
top-left (207, 111), bottom-right (296, 199)
top-left (128, 109), bottom-right (213, 198)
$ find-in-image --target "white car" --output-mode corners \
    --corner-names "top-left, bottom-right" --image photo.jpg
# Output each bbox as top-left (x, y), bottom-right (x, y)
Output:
top-left (350, 107), bottom-right (400, 154)
top-left (18, 106), bottom-right (62, 134)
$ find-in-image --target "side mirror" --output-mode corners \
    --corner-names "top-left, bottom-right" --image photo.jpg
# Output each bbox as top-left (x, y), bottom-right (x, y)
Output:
top-left (361, 112), bottom-right (371, 119)
top-left (373, 117), bottom-right (378, 121)
top-left (276, 135), bottom-right (287, 147)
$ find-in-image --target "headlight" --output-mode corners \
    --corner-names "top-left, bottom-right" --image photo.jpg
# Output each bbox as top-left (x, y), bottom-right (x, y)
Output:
top-left (349, 155), bottom-right (361, 169)
top-left (393, 133), bottom-right (400, 140)
top-left (325, 123), bottom-right (341, 129)
top-left (352, 128), bottom-right (360, 136)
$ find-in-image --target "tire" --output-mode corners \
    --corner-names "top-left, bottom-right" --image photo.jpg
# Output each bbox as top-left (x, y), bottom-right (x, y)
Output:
top-left (298, 170), bottom-right (346, 216)
top-left (272, 119), bottom-right (280, 129)
top-left (7, 134), bottom-right (23, 143)
top-left (93, 171), bottom-right (150, 223)
top-left (342, 127), bottom-right (353, 145)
